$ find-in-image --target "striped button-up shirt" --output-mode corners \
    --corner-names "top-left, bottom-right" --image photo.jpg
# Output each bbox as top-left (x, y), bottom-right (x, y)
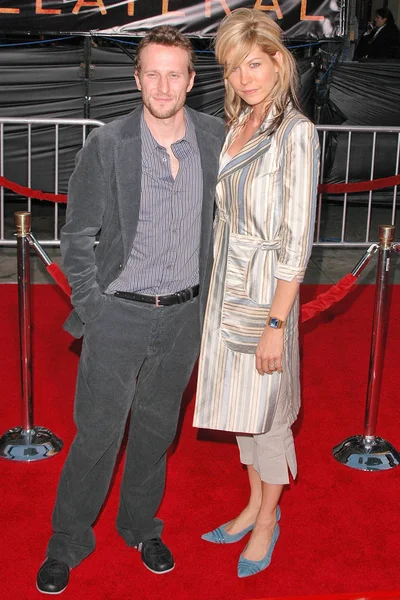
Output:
top-left (108, 109), bottom-right (203, 295)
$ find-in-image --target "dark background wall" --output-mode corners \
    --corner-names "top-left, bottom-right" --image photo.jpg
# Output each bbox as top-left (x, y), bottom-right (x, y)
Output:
top-left (0, 43), bottom-right (318, 193)
top-left (1, 41), bottom-right (400, 191)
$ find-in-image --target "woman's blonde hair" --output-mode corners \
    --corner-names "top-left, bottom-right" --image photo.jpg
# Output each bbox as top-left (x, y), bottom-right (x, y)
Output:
top-left (215, 8), bottom-right (301, 129)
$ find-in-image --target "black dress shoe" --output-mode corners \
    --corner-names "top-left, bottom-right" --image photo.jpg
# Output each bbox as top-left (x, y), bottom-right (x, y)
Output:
top-left (36, 558), bottom-right (70, 594)
top-left (138, 537), bottom-right (175, 574)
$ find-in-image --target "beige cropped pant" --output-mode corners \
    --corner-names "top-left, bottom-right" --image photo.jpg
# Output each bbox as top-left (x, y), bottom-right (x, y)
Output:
top-left (236, 383), bottom-right (297, 485)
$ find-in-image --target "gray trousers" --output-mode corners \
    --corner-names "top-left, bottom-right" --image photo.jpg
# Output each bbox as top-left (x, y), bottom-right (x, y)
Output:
top-left (47, 294), bottom-right (200, 568)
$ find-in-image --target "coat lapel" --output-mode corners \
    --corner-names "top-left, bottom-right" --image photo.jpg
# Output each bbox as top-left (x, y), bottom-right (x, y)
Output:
top-left (218, 131), bottom-right (274, 181)
top-left (114, 109), bottom-right (142, 263)
top-left (218, 108), bottom-right (280, 181)
top-left (193, 115), bottom-right (222, 289)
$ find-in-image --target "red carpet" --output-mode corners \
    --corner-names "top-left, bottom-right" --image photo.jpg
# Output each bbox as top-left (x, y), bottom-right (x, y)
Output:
top-left (0, 283), bottom-right (399, 600)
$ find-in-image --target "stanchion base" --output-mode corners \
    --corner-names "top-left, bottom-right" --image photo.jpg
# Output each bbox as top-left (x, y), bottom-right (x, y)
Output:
top-left (0, 426), bottom-right (63, 461)
top-left (333, 435), bottom-right (400, 471)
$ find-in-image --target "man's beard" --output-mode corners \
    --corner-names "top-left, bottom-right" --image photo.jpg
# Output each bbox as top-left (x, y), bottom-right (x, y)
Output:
top-left (143, 95), bottom-right (185, 120)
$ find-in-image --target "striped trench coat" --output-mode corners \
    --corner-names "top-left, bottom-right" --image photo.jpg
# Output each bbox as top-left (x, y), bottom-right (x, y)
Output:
top-left (193, 108), bottom-right (320, 434)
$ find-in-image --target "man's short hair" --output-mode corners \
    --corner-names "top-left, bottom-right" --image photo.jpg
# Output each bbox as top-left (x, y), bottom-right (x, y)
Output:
top-left (135, 26), bottom-right (196, 73)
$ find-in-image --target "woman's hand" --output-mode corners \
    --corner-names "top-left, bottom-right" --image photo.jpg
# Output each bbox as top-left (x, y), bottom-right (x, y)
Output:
top-left (255, 326), bottom-right (284, 375)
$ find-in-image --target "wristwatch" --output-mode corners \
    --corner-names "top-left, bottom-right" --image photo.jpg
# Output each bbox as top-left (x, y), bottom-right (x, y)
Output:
top-left (268, 316), bottom-right (286, 329)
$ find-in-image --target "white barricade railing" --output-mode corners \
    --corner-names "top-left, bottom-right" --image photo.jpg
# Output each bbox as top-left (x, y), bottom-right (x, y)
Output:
top-left (315, 124), bottom-right (400, 248)
top-left (0, 119), bottom-right (399, 248)
top-left (0, 117), bottom-right (104, 247)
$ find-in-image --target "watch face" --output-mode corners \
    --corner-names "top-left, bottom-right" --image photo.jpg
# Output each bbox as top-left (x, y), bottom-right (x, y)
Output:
top-left (269, 317), bottom-right (279, 328)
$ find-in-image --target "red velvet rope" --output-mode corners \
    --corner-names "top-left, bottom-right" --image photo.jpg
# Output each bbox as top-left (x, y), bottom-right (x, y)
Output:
top-left (300, 273), bottom-right (357, 322)
top-left (2, 174), bottom-right (400, 203)
top-left (0, 175), bottom-right (360, 323)
top-left (45, 260), bottom-right (357, 323)
top-left (0, 176), bottom-right (67, 203)
top-left (318, 174), bottom-right (400, 194)
top-left (0, 177), bottom-right (362, 322)
top-left (46, 263), bottom-right (71, 296)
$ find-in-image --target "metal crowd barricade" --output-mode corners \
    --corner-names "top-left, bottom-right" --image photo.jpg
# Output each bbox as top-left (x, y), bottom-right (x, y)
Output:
top-left (314, 124), bottom-right (400, 248)
top-left (0, 117), bottom-right (104, 247)
top-left (0, 119), bottom-right (399, 248)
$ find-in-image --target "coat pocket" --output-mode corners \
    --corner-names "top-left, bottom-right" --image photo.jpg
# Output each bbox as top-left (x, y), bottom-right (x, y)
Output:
top-left (220, 234), bottom-right (280, 354)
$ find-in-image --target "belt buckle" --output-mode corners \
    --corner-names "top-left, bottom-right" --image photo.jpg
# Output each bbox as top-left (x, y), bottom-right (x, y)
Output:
top-left (155, 295), bottom-right (160, 307)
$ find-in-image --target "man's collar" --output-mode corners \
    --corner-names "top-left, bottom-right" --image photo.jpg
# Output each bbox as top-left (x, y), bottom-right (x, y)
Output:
top-left (141, 107), bottom-right (198, 155)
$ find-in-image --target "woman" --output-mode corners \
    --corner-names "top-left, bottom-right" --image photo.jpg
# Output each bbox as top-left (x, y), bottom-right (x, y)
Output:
top-left (193, 8), bottom-right (319, 578)
top-left (354, 8), bottom-right (400, 60)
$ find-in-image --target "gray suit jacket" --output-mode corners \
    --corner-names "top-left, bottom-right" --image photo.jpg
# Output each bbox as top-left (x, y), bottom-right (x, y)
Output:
top-left (61, 106), bottom-right (225, 338)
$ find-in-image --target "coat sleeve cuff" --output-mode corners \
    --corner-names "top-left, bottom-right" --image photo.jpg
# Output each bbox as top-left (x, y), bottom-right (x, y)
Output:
top-left (274, 262), bottom-right (306, 283)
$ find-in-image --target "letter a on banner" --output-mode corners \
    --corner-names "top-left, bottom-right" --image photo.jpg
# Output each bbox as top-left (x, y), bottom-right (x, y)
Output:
top-left (254, 0), bottom-right (283, 20)
top-left (204, 0), bottom-right (231, 18)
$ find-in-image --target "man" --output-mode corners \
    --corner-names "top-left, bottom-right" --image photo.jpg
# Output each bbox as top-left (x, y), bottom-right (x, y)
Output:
top-left (36, 26), bottom-right (225, 594)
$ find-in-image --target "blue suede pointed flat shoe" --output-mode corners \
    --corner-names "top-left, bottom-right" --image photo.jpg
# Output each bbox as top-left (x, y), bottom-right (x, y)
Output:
top-left (202, 506), bottom-right (280, 545)
top-left (237, 521), bottom-right (280, 578)
top-left (201, 522), bottom-right (253, 544)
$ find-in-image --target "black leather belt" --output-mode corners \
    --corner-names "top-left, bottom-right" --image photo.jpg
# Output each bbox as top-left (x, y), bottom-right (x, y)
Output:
top-left (114, 284), bottom-right (199, 307)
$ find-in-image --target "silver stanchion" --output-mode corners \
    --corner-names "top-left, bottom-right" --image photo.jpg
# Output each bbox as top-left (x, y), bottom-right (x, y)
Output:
top-left (333, 224), bottom-right (400, 471)
top-left (0, 211), bottom-right (63, 461)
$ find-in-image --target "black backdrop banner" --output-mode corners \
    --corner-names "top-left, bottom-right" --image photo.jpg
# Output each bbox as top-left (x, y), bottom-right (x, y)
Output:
top-left (0, 46), bottom-right (317, 194)
top-left (0, 0), bottom-right (344, 38)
